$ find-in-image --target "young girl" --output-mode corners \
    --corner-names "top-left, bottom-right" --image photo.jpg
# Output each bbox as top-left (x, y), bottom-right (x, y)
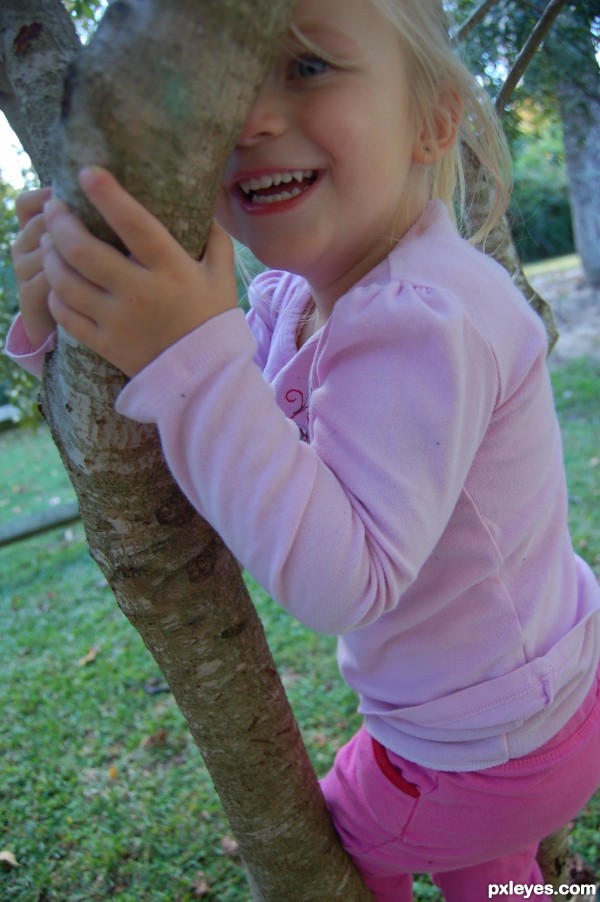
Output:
top-left (7, 0), bottom-right (600, 899)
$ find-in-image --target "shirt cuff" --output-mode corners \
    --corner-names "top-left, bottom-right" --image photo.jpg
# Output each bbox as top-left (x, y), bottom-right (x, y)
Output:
top-left (4, 314), bottom-right (57, 378)
top-left (116, 308), bottom-right (255, 424)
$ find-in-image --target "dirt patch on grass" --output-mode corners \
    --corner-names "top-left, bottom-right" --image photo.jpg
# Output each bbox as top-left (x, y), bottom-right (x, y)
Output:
top-left (528, 262), bottom-right (600, 369)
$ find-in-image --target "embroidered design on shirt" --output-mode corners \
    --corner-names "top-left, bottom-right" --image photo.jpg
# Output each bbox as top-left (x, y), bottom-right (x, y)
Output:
top-left (285, 388), bottom-right (310, 443)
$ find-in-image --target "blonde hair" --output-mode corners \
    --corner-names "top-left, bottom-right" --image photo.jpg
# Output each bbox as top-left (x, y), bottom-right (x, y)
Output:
top-left (368, 0), bottom-right (512, 244)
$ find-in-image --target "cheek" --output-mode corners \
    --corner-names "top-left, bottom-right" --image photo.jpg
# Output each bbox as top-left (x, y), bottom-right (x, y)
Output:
top-left (298, 96), bottom-right (361, 164)
top-left (323, 102), bottom-right (378, 172)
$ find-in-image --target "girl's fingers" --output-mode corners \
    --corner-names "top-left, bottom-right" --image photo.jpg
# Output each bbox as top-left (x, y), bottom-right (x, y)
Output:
top-left (205, 221), bottom-right (235, 269)
top-left (20, 273), bottom-right (58, 347)
top-left (42, 234), bottom-right (108, 324)
top-left (12, 212), bottom-right (46, 259)
top-left (12, 242), bottom-right (44, 285)
top-left (77, 166), bottom-right (181, 269)
top-left (43, 197), bottom-right (132, 294)
top-left (201, 221), bottom-right (239, 301)
top-left (15, 187), bottom-right (52, 229)
top-left (47, 288), bottom-right (99, 348)
top-left (12, 216), bottom-right (48, 293)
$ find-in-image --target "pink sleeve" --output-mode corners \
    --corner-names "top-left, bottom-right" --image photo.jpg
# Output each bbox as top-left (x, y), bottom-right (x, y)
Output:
top-left (3, 314), bottom-right (57, 378)
top-left (116, 288), bottom-right (498, 635)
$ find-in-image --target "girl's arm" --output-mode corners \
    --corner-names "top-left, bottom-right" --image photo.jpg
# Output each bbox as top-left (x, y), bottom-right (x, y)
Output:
top-left (25, 167), bottom-right (499, 636)
top-left (116, 279), bottom-right (499, 635)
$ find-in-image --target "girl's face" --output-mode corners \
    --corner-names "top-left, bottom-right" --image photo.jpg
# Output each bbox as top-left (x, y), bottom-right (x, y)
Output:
top-left (217, 0), bottom-right (429, 308)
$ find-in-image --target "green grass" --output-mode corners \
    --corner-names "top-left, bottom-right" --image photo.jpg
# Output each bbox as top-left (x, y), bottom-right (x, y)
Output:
top-left (1, 358), bottom-right (599, 901)
top-left (551, 358), bottom-right (600, 575)
top-left (523, 253), bottom-right (581, 278)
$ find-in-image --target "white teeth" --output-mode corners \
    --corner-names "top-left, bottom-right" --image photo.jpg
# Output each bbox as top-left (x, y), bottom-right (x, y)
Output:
top-left (239, 170), bottom-right (314, 195)
top-left (253, 186), bottom-right (304, 204)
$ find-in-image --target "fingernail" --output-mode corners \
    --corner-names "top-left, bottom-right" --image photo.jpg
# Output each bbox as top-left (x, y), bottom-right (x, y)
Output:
top-left (79, 166), bottom-right (104, 190)
top-left (44, 198), bottom-right (67, 219)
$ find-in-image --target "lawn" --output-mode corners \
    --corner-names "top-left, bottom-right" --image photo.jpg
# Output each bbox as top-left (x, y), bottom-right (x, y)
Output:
top-left (1, 357), bottom-right (599, 901)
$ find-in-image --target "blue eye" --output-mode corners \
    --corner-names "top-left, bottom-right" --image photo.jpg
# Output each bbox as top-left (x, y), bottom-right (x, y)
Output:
top-left (292, 55), bottom-right (330, 79)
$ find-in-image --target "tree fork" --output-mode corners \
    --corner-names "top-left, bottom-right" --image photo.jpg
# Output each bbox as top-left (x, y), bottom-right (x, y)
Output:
top-left (0, 1), bottom-right (372, 898)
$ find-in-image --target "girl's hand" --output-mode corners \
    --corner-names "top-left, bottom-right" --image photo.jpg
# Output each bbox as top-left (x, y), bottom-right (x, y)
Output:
top-left (42, 166), bottom-right (238, 377)
top-left (11, 186), bottom-right (55, 348)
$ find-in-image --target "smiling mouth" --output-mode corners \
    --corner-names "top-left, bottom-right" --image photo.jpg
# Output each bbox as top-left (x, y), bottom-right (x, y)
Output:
top-left (237, 170), bottom-right (318, 205)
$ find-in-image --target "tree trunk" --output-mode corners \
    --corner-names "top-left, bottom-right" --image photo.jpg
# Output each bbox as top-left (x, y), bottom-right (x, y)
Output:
top-left (556, 23), bottom-right (600, 287)
top-left (0, 2), bottom-right (372, 899)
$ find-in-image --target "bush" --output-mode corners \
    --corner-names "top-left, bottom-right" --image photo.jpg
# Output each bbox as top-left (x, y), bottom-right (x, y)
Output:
top-left (509, 112), bottom-right (574, 264)
top-left (0, 179), bottom-right (40, 420)
top-left (509, 178), bottom-right (574, 264)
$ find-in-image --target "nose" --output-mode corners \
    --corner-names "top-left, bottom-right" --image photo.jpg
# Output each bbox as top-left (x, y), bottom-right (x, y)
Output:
top-left (236, 76), bottom-right (286, 146)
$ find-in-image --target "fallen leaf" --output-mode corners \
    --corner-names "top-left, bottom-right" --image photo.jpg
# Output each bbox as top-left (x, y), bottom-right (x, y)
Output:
top-left (77, 645), bottom-right (100, 667)
top-left (192, 870), bottom-right (211, 897)
top-left (140, 728), bottom-right (168, 748)
top-left (107, 764), bottom-right (118, 781)
top-left (0, 850), bottom-right (19, 869)
top-left (220, 835), bottom-right (239, 857)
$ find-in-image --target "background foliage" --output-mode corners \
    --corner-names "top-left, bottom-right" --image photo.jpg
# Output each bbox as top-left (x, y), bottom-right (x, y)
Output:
top-left (0, 180), bottom-right (39, 418)
top-left (509, 111), bottom-right (573, 262)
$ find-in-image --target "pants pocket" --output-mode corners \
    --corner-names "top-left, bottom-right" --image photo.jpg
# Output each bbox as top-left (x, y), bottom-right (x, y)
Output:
top-left (372, 738), bottom-right (421, 798)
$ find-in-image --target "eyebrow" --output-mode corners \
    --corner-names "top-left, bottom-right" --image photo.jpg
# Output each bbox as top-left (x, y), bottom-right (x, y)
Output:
top-left (289, 17), bottom-right (358, 51)
top-left (288, 21), bottom-right (363, 58)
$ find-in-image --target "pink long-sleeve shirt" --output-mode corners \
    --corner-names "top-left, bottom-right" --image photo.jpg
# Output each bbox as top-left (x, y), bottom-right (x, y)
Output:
top-left (8, 202), bottom-right (600, 770)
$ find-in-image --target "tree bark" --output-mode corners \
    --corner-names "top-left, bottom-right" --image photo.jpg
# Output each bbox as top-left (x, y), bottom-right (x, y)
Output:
top-left (0, 2), bottom-right (372, 899)
top-left (556, 22), bottom-right (600, 287)
top-left (0, 0), bottom-right (79, 186)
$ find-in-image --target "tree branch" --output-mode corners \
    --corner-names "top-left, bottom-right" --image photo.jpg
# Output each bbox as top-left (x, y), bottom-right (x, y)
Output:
top-left (495, 0), bottom-right (570, 112)
top-left (453, 0), bottom-right (505, 45)
top-left (0, 0), bottom-right (80, 184)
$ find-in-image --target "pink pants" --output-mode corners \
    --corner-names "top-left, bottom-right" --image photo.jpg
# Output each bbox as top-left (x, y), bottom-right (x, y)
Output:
top-left (321, 671), bottom-right (600, 901)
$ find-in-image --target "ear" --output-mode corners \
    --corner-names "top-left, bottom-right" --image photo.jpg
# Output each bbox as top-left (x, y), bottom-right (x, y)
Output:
top-left (413, 85), bottom-right (463, 164)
